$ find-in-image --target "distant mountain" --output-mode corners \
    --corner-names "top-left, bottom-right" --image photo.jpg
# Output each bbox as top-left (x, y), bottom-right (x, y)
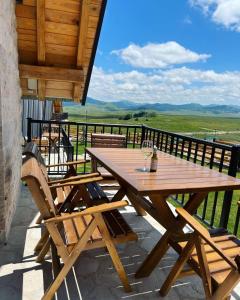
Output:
top-left (64, 98), bottom-right (240, 115)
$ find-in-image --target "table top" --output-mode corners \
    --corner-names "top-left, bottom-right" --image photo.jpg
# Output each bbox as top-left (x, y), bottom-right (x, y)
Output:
top-left (86, 148), bottom-right (240, 195)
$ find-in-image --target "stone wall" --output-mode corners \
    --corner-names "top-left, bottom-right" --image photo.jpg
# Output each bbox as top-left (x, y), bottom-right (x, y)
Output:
top-left (0, 0), bottom-right (22, 243)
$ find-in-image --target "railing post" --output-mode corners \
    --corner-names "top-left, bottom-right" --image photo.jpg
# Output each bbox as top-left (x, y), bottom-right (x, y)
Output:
top-left (27, 117), bottom-right (32, 142)
top-left (169, 136), bottom-right (174, 154)
top-left (141, 125), bottom-right (146, 145)
top-left (219, 145), bottom-right (240, 229)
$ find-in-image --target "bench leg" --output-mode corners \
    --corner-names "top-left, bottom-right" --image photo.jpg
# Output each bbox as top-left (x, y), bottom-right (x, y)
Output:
top-left (94, 213), bottom-right (132, 292)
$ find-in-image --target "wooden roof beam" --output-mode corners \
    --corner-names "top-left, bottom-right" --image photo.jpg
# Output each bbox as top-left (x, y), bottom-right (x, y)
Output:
top-left (37, 0), bottom-right (46, 100)
top-left (19, 64), bottom-right (84, 82)
top-left (73, 0), bottom-right (89, 102)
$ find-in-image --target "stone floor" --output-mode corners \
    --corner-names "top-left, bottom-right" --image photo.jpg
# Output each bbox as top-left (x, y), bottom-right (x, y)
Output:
top-left (1, 185), bottom-right (240, 300)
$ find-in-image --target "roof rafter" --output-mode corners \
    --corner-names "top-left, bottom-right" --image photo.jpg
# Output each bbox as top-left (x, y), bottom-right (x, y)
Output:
top-left (73, 0), bottom-right (89, 102)
top-left (36, 0), bottom-right (46, 100)
top-left (19, 64), bottom-right (84, 82)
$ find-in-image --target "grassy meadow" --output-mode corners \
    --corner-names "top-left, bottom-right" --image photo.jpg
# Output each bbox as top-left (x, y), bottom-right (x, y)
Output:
top-left (64, 105), bottom-right (240, 141)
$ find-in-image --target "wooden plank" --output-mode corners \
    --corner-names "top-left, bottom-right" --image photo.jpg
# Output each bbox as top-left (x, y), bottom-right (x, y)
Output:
top-left (38, 81), bottom-right (46, 100)
top-left (37, 0), bottom-right (46, 100)
top-left (19, 64), bottom-right (84, 82)
top-left (21, 88), bottom-right (38, 97)
top-left (46, 44), bottom-right (77, 57)
top-left (20, 78), bottom-right (28, 88)
top-left (16, 4), bottom-right (81, 26)
top-left (73, 0), bottom-right (89, 102)
top-left (45, 53), bottom-right (76, 67)
top-left (45, 32), bottom-right (77, 47)
top-left (88, 3), bottom-right (101, 17)
top-left (16, 4), bottom-right (36, 19)
top-left (45, 88), bottom-right (73, 99)
top-left (17, 17), bottom-right (36, 30)
top-left (18, 33), bottom-right (36, 42)
top-left (46, 81), bottom-right (73, 90)
top-left (37, 0), bottom-right (45, 64)
top-left (45, 9), bottom-right (79, 25)
top-left (17, 28), bottom-right (36, 36)
top-left (18, 40), bottom-right (37, 52)
top-left (45, 21), bottom-right (78, 36)
top-left (87, 27), bottom-right (97, 39)
top-left (18, 50), bottom-right (37, 64)
top-left (23, 0), bottom-right (81, 14)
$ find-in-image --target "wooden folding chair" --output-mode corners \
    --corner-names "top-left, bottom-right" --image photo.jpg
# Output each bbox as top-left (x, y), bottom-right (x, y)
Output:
top-left (160, 207), bottom-right (240, 300)
top-left (23, 142), bottom-right (96, 222)
top-left (22, 157), bottom-right (137, 299)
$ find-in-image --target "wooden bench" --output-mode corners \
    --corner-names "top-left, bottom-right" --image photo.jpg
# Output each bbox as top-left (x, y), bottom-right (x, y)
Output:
top-left (22, 156), bottom-right (137, 299)
top-left (91, 133), bottom-right (127, 184)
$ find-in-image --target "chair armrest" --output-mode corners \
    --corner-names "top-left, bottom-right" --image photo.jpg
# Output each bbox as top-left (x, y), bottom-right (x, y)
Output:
top-left (46, 159), bottom-right (89, 168)
top-left (45, 200), bottom-right (128, 223)
top-left (48, 173), bottom-right (100, 185)
top-left (49, 175), bottom-right (103, 189)
top-left (176, 208), bottom-right (238, 270)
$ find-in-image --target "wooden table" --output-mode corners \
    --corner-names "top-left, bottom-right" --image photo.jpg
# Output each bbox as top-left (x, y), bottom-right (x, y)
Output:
top-left (42, 132), bottom-right (62, 148)
top-left (86, 147), bottom-right (240, 278)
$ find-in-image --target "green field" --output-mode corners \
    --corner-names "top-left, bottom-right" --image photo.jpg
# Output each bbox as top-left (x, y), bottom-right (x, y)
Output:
top-left (65, 105), bottom-right (240, 142)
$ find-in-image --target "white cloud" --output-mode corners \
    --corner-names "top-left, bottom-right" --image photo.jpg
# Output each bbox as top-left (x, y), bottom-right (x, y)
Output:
top-left (111, 42), bottom-right (210, 68)
top-left (190, 0), bottom-right (240, 32)
top-left (88, 66), bottom-right (240, 105)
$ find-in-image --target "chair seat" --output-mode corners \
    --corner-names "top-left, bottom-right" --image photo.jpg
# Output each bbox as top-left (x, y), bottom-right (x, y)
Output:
top-left (63, 209), bottom-right (138, 249)
top-left (179, 234), bottom-right (240, 285)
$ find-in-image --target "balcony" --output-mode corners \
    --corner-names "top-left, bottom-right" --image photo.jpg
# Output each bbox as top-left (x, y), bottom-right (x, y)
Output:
top-left (1, 118), bottom-right (240, 299)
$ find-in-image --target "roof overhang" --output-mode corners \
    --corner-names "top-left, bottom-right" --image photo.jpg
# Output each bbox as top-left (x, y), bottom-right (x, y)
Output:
top-left (16, 0), bottom-right (107, 104)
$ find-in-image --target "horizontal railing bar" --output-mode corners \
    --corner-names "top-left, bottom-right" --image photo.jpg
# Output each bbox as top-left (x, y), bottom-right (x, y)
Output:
top-left (143, 125), bottom-right (234, 151)
top-left (30, 119), bottom-right (142, 129)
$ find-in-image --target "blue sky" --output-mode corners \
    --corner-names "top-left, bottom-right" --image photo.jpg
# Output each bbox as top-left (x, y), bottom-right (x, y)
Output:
top-left (88, 0), bottom-right (240, 105)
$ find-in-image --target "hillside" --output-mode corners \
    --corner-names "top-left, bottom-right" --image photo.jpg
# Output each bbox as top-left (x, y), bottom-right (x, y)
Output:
top-left (64, 98), bottom-right (240, 116)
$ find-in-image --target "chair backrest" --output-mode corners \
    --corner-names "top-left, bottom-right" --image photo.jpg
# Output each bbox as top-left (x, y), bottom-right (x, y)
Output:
top-left (21, 156), bottom-right (57, 219)
top-left (22, 142), bottom-right (48, 180)
top-left (23, 142), bottom-right (46, 166)
top-left (91, 133), bottom-right (126, 148)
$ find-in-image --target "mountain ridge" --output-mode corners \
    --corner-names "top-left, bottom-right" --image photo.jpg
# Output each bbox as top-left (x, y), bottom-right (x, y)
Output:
top-left (63, 97), bottom-right (240, 115)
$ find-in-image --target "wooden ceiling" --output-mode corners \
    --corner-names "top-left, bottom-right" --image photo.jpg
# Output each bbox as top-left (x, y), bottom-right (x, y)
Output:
top-left (16, 0), bottom-right (106, 103)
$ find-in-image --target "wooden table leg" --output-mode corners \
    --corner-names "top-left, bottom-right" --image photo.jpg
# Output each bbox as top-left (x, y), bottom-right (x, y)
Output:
top-left (135, 192), bottom-right (208, 278)
top-left (135, 231), bottom-right (171, 278)
top-left (111, 187), bottom-right (126, 202)
top-left (125, 189), bottom-right (147, 216)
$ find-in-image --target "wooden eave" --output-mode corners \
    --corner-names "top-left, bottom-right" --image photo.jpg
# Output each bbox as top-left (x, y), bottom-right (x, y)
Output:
top-left (16, 0), bottom-right (107, 104)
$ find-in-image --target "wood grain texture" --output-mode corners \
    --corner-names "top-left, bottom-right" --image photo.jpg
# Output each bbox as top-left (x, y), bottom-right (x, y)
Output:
top-left (19, 64), bottom-right (84, 82)
top-left (16, 0), bottom-right (105, 101)
top-left (86, 148), bottom-right (240, 195)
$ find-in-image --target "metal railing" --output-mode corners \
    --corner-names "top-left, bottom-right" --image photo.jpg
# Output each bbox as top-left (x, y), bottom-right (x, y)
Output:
top-left (26, 118), bottom-right (240, 236)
